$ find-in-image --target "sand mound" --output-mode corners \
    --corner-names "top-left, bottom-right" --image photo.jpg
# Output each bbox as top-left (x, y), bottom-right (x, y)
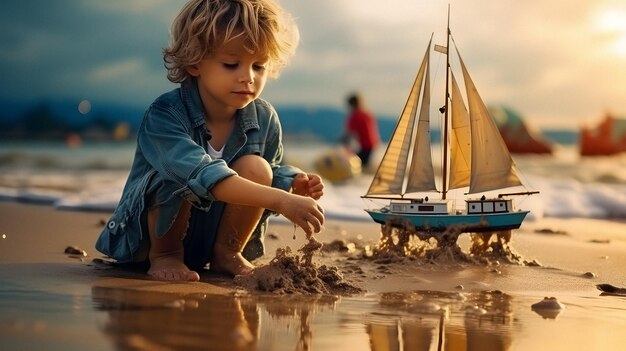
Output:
top-left (235, 237), bottom-right (364, 295)
top-left (367, 221), bottom-right (540, 266)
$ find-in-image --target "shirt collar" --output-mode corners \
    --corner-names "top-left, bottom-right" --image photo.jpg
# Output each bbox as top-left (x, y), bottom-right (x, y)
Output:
top-left (181, 78), bottom-right (206, 129)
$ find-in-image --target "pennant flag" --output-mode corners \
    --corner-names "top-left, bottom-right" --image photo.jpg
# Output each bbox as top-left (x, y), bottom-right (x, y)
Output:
top-left (434, 44), bottom-right (448, 54)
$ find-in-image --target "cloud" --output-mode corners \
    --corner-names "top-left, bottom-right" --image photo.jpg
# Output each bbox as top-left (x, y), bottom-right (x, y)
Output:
top-left (82, 0), bottom-right (185, 22)
top-left (0, 0), bottom-right (174, 103)
top-left (88, 58), bottom-right (147, 83)
top-left (271, 0), bottom-right (626, 127)
top-left (0, 0), bottom-right (624, 128)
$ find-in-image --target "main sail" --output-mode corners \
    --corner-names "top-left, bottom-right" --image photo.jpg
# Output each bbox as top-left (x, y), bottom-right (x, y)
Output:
top-left (365, 39), bottom-right (436, 197)
top-left (456, 48), bottom-right (523, 193)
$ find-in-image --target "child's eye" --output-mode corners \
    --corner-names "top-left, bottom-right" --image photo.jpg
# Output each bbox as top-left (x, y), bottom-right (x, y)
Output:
top-left (223, 63), bottom-right (238, 70)
top-left (253, 64), bottom-right (266, 71)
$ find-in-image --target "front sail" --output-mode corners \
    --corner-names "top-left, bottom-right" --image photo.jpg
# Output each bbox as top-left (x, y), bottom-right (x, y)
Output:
top-left (457, 49), bottom-right (522, 193)
top-left (366, 40), bottom-right (433, 197)
top-left (405, 44), bottom-right (437, 193)
top-left (448, 71), bottom-right (472, 190)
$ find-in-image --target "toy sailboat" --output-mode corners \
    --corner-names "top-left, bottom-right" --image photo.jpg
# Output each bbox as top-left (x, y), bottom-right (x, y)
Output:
top-left (363, 13), bottom-right (538, 233)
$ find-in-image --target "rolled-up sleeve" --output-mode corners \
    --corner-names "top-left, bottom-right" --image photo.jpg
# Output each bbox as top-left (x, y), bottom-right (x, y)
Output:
top-left (138, 104), bottom-right (237, 204)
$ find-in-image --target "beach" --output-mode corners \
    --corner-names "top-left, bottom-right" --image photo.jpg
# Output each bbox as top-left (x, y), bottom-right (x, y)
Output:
top-left (1, 200), bottom-right (626, 350)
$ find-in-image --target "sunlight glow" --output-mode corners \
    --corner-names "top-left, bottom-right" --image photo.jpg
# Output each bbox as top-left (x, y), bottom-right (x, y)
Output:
top-left (593, 9), bottom-right (626, 56)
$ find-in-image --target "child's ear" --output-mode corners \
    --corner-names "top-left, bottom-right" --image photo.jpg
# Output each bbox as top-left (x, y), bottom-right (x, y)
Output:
top-left (187, 65), bottom-right (200, 77)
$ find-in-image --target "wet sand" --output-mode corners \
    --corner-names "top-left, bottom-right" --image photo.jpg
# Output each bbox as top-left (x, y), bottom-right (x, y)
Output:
top-left (1, 201), bottom-right (626, 350)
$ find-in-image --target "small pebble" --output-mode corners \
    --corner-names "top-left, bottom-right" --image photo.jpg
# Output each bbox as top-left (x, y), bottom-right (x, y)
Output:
top-left (534, 228), bottom-right (567, 235)
top-left (597, 284), bottom-right (626, 296)
top-left (589, 239), bottom-right (610, 244)
top-left (531, 297), bottom-right (565, 310)
top-left (531, 297), bottom-right (565, 319)
top-left (322, 239), bottom-right (356, 253)
top-left (64, 246), bottom-right (87, 257)
top-left (582, 272), bottom-right (596, 278)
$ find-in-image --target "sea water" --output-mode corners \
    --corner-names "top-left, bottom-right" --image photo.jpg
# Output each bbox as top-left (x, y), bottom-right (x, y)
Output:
top-left (2, 140), bottom-right (626, 351)
top-left (0, 140), bottom-right (625, 221)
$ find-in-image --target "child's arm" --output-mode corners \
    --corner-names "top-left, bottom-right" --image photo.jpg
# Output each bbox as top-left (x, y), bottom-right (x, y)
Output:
top-left (211, 175), bottom-right (324, 237)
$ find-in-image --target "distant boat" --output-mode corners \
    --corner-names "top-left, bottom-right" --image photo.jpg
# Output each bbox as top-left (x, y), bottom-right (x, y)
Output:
top-left (489, 105), bottom-right (553, 154)
top-left (362, 11), bottom-right (538, 234)
top-left (580, 114), bottom-right (626, 156)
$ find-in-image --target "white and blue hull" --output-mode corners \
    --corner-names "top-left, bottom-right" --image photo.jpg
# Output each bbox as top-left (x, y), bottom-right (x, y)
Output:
top-left (365, 209), bottom-right (529, 233)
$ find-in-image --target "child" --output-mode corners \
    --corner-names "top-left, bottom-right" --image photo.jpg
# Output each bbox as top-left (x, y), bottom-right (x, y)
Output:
top-left (96, 0), bottom-right (325, 282)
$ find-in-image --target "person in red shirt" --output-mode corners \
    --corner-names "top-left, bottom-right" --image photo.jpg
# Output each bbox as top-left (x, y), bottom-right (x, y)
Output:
top-left (344, 93), bottom-right (380, 169)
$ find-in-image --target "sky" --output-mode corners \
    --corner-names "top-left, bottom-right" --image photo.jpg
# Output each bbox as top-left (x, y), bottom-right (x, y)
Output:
top-left (1, 0), bottom-right (625, 129)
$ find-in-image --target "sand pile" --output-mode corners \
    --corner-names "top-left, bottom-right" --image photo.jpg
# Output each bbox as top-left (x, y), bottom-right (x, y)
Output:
top-left (235, 237), bottom-right (364, 295)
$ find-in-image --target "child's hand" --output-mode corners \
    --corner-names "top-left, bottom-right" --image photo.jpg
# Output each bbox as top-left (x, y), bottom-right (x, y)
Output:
top-left (279, 193), bottom-right (325, 237)
top-left (292, 173), bottom-right (324, 200)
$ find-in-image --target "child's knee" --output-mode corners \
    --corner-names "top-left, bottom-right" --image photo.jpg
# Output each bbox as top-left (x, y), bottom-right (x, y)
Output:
top-left (231, 155), bottom-right (272, 186)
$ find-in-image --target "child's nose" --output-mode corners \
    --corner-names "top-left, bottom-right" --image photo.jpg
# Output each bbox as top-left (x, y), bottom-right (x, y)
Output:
top-left (239, 67), bottom-right (254, 84)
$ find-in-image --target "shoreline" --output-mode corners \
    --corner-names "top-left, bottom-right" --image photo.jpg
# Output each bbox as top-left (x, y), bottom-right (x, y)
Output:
top-left (2, 200), bottom-right (626, 291)
top-left (2, 200), bottom-right (626, 350)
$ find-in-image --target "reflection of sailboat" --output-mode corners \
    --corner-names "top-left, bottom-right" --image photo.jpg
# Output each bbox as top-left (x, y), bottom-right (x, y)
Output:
top-left (363, 10), bottom-right (537, 233)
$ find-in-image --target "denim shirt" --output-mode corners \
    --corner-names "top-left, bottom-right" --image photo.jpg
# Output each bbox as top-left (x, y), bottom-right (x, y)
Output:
top-left (95, 78), bottom-right (302, 263)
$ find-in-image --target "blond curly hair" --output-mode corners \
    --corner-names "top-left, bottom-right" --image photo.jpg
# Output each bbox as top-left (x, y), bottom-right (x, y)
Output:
top-left (163, 0), bottom-right (299, 83)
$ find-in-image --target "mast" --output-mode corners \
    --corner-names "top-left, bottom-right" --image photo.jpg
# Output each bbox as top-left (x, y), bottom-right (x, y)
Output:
top-left (441, 4), bottom-right (451, 200)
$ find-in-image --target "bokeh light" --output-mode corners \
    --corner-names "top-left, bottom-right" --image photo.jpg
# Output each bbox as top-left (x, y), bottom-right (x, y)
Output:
top-left (78, 100), bottom-right (92, 114)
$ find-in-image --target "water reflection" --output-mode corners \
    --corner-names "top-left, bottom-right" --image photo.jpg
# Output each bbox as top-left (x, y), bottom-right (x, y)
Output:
top-left (366, 290), bottom-right (514, 351)
top-left (91, 285), bottom-right (515, 351)
top-left (92, 286), bottom-right (260, 350)
top-left (91, 286), bottom-right (338, 351)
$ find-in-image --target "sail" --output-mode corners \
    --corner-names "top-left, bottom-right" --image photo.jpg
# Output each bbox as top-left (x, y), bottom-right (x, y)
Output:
top-left (366, 40), bottom-right (432, 196)
top-left (457, 49), bottom-right (523, 193)
top-left (405, 45), bottom-right (437, 193)
top-left (448, 71), bottom-right (471, 190)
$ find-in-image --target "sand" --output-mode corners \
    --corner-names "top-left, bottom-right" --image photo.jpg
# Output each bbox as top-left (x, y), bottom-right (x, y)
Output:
top-left (1, 201), bottom-right (626, 350)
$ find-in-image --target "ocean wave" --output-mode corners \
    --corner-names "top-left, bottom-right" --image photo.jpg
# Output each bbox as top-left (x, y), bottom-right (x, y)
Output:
top-left (1, 141), bottom-right (625, 221)
top-left (1, 172), bottom-right (625, 222)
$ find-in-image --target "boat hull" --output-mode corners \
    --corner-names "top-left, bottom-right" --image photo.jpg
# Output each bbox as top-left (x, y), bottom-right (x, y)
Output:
top-left (365, 209), bottom-right (529, 233)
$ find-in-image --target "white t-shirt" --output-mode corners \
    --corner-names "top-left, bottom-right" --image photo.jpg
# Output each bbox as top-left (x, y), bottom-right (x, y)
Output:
top-left (207, 141), bottom-right (223, 159)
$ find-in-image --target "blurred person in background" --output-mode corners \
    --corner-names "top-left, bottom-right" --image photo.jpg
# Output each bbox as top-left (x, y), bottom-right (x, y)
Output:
top-left (343, 92), bottom-right (380, 170)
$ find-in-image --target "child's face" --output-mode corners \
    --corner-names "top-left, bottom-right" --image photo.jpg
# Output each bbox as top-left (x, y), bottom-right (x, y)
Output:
top-left (187, 37), bottom-right (269, 116)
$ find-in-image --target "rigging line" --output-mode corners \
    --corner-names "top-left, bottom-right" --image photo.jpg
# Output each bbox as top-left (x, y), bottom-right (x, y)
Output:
top-left (512, 163), bottom-right (540, 193)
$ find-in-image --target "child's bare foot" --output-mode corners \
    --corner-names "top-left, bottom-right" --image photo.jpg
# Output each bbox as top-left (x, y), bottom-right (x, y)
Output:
top-left (210, 251), bottom-right (255, 277)
top-left (148, 255), bottom-right (200, 281)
